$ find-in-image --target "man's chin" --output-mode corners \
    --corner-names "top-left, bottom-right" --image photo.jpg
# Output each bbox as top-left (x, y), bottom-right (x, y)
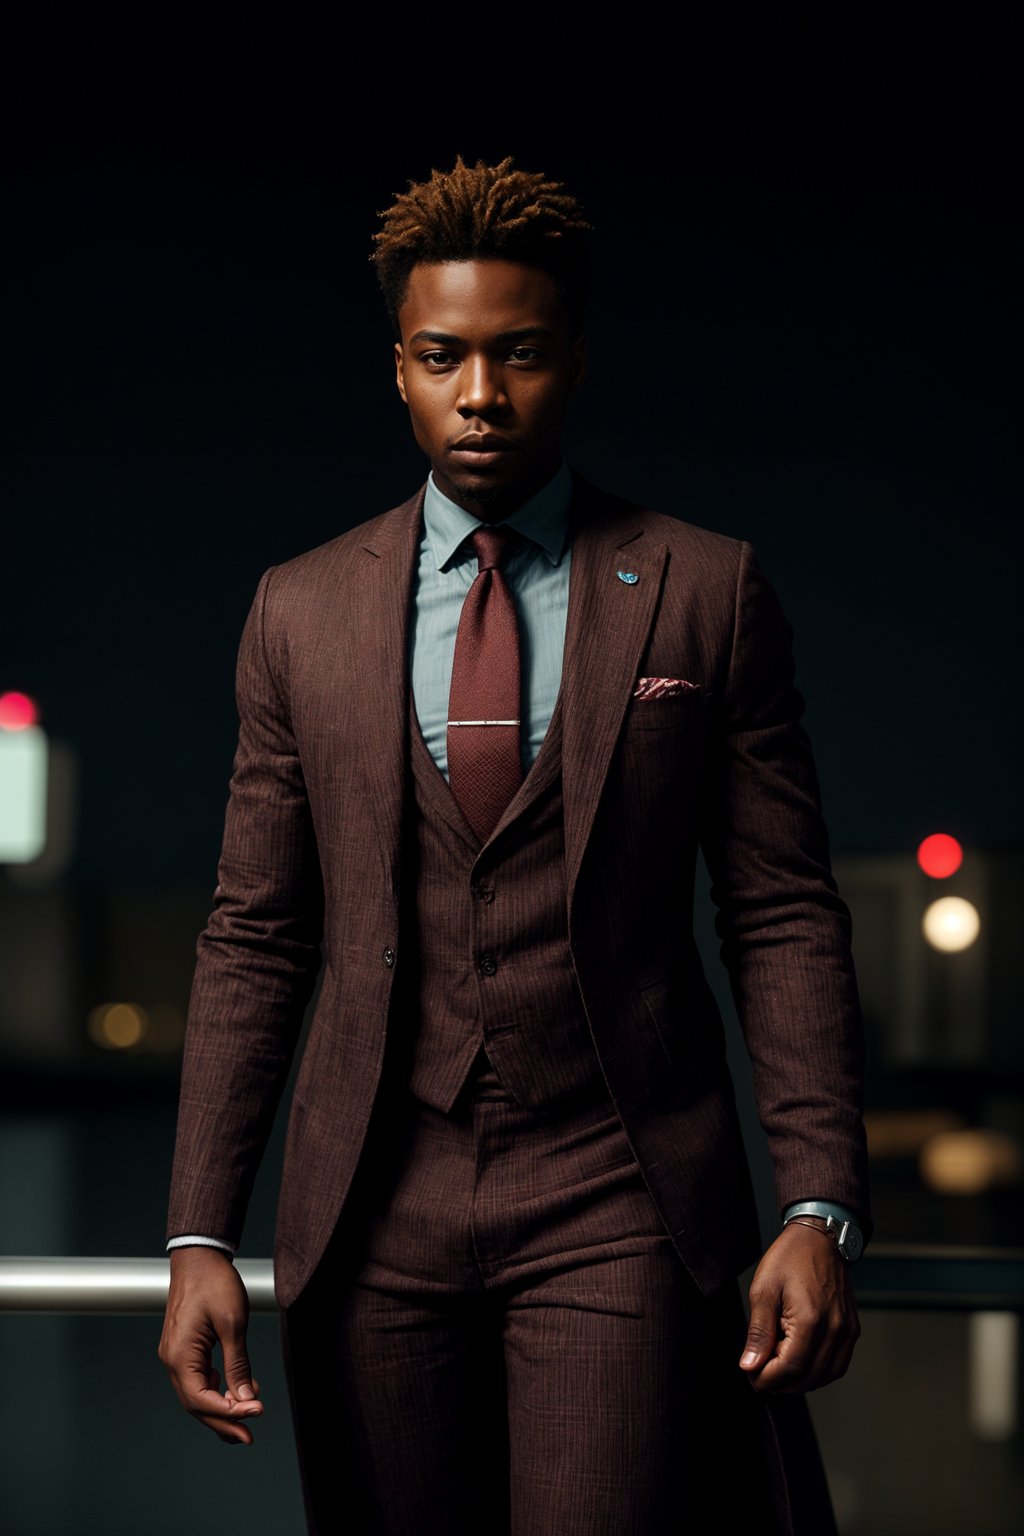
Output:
top-left (438, 468), bottom-right (522, 512)
top-left (448, 478), bottom-right (510, 509)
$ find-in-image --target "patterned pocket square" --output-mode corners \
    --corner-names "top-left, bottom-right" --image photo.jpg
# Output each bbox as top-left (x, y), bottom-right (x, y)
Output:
top-left (632, 676), bottom-right (702, 700)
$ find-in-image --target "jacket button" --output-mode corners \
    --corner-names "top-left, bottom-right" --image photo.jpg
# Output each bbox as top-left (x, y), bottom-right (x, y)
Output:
top-left (479, 954), bottom-right (497, 977)
top-left (382, 947), bottom-right (396, 968)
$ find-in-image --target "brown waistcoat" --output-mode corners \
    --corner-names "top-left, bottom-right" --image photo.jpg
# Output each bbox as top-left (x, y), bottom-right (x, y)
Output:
top-left (401, 688), bottom-right (607, 1116)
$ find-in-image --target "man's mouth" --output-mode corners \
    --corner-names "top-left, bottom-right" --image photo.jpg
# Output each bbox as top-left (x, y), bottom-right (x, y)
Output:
top-left (449, 434), bottom-right (516, 468)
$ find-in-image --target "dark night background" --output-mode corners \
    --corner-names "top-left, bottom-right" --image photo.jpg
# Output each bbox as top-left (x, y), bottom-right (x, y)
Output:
top-left (4, 9), bottom-right (1019, 893)
top-left (1, 13), bottom-right (1022, 1535)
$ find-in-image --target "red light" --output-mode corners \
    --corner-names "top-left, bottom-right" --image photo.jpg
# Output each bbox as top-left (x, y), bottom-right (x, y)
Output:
top-left (917, 833), bottom-right (963, 879)
top-left (0, 692), bottom-right (39, 731)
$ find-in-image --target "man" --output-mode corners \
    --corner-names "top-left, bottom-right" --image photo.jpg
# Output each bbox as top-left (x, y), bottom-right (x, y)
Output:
top-left (160, 156), bottom-right (871, 1534)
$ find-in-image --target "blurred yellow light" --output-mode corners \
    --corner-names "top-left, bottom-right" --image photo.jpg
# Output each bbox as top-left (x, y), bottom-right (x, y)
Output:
top-left (920, 1130), bottom-right (1022, 1195)
top-left (864, 1108), bottom-right (963, 1158)
top-left (88, 1002), bottom-right (148, 1050)
top-left (922, 896), bottom-right (980, 952)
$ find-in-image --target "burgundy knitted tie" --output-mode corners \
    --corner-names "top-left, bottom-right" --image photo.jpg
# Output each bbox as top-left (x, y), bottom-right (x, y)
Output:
top-left (447, 525), bottom-right (523, 843)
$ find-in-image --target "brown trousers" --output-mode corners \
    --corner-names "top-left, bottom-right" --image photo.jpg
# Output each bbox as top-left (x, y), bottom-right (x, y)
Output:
top-left (282, 1053), bottom-right (821, 1535)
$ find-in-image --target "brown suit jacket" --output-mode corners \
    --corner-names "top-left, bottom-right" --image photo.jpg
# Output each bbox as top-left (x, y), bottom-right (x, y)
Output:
top-left (167, 471), bottom-right (870, 1312)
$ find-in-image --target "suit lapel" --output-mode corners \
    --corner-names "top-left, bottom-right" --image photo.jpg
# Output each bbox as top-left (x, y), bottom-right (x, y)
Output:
top-left (346, 473), bottom-right (667, 914)
top-left (561, 476), bottom-right (668, 909)
top-left (352, 484), bottom-right (425, 904)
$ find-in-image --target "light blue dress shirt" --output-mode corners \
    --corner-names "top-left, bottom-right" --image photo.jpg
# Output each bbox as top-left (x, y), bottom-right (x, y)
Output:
top-left (409, 461), bottom-right (573, 780)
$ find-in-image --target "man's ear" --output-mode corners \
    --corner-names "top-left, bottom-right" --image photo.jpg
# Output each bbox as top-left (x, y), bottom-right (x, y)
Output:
top-left (569, 333), bottom-right (587, 395)
top-left (395, 342), bottom-right (408, 403)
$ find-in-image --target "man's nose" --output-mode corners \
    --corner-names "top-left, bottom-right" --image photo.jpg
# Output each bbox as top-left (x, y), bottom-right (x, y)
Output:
top-left (456, 357), bottom-right (507, 416)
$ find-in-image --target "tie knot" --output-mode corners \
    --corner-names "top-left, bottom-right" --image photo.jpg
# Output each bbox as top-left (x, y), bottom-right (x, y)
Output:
top-left (472, 524), bottom-right (518, 572)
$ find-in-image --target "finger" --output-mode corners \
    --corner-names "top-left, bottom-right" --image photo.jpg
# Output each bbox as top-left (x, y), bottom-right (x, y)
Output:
top-left (169, 1366), bottom-right (233, 1416)
top-left (167, 1359), bottom-right (222, 1413)
top-left (221, 1371), bottom-right (264, 1417)
top-left (760, 1339), bottom-right (828, 1392)
top-left (222, 1387), bottom-right (264, 1417)
top-left (799, 1289), bottom-right (861, 1391)
top-left (747, 1354), bottom-right (803, 1391)
top-left (817, 1336), bottom-right (856, 1390)
top-left (228, 1382), bottom-right (260, 1406)
top-left (758, 1303), bottom-right (859, 1393)
top-left (168, 1352), bottom-right (258, 1423)
top-left (746, 1311), bottom-right (824, 1392)
top-left (192, 1408), bottom-right (256, 1446)
top-left (184, 1381), bottom-right (260, 1442)
top-left (219, 1317), bottom-right (258, 1405)
top-left (739, 1294), bottom-right (780, 1372)
top-left (807, 1313), bottom-right (860, 1391)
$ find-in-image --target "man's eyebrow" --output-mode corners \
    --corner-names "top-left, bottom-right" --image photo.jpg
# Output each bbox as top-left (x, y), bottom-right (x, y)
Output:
top-left (408, 330), bottom-right (463, 346)
top-left (494, 326), bottom-right (557, 345)
top-left (407, 326), bottom-right (558, 347)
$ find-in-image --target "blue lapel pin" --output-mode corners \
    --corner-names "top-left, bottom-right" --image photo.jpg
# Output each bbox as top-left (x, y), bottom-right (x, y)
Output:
top-left (616, 569), bottom-right (639, 585)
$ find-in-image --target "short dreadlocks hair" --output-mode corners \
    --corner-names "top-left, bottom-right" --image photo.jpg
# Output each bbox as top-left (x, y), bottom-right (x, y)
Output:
top-left (372, 155), bottom-right (592, 337)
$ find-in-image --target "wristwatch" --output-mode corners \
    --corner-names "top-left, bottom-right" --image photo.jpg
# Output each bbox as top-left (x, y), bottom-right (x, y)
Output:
top-left (783, 1201), bottom-right (865, 1263)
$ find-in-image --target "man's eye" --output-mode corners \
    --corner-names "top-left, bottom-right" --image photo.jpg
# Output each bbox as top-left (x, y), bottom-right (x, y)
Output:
top-left (508, 347), bottom-right (541, 363)
top-left (422, 351), bottom-right (455, 367)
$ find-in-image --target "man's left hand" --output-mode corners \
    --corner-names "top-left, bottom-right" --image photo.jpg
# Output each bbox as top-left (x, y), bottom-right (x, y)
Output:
top-left (738, 1220), bottom-right (860, 1393)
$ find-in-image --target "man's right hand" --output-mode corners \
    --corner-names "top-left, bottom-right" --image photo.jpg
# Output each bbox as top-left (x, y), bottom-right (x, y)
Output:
top-left (158, 1246), bottom-right (264, 1445)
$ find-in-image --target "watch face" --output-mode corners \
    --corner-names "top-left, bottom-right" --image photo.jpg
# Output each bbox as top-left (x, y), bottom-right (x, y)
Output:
top-left (840, 1224), bottom-right (864, 1262)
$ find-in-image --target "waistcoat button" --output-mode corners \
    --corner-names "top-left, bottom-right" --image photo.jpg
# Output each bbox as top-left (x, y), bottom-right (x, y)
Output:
top-left (479, 954), bottom-right (497, 976)
top-left (382, 947), bottom-right (396, 967)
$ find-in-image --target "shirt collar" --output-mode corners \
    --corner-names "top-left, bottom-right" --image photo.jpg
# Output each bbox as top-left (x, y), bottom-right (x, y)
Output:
top-left (423, 460), bottom-right (572, 572)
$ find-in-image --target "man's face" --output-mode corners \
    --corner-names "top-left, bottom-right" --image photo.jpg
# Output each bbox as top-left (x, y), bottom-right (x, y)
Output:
top-left (395, 259), bottom-right (586, 521)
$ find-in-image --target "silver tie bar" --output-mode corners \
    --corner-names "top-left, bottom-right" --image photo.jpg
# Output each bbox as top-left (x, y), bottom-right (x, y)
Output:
top-left (448, 719), bottom-right (521, 726)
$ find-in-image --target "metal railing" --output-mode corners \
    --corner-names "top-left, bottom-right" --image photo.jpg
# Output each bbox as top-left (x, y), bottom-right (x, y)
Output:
top-left (1, 1246), bottom-right (1022, 1314)
top-left (0, 1257), bottom-right (276, 1312)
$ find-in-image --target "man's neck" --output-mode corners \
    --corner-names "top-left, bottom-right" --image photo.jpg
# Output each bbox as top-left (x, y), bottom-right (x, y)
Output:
top-left (430, 458), bottom-right (565, 523)
top-left (423, 461), bottom-right (572, 573)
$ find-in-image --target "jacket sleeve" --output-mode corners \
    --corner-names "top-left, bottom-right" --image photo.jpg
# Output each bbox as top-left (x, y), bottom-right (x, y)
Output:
top-left (697, 540), bottom-right (872, 1236)
top-left (166, 567), bottom-right (325, 1248)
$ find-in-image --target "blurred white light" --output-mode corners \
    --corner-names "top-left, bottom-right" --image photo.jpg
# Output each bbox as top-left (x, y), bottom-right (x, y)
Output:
top-left (0, 725), bottom-right (47, 862)
top-left (969, 1313), bottom-right (1018, 1441)
top-left (922, 895), bottom-right (980, 952)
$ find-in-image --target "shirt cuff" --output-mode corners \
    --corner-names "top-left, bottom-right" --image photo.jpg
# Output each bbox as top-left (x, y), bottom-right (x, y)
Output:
top-left (166, 1234), bottom-right (237, 1255)
top-left (782, 1200), bottom-right (861, 1227)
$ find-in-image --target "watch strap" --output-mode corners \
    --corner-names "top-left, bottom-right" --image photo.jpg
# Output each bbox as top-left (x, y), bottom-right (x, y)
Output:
top-left (783, 1199), bottom-right (860, 1226)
